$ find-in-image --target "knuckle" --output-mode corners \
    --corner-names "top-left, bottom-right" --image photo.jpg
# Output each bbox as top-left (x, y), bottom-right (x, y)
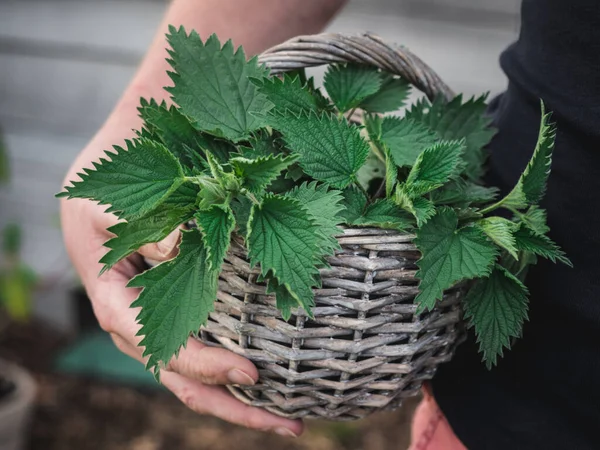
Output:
top-left (85, 283), bottom-right (115, 333)
top-left (241, 412), bottom-right (264, 430)
top-left (177, 387), bottom-right (204, 414)
top-left (155, 241), bottom-right (172, 258)
top-left (110, 334), bottom-right (128, 354)
top-left (166, 348), bottom-right (224, 384)
top-left (95, 307), bottom-right (115, 333)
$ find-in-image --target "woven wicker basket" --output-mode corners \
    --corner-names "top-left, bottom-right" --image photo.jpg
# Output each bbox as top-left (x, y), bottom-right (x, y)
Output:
top-left (199, 32), bottom-right (465, 421)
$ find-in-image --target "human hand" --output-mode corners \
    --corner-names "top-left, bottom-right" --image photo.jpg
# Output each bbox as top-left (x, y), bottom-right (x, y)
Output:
top-left (59, 127), bottom-right (303, 438)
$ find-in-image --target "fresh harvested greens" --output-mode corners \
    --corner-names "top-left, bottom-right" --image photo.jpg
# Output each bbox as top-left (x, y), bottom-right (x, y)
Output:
top-left (59, 26), bottom-right (570, 375)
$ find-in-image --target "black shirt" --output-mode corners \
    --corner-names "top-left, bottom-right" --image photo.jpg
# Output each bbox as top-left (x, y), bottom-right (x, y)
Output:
top-left (430, 1), bottom-right (600, 448)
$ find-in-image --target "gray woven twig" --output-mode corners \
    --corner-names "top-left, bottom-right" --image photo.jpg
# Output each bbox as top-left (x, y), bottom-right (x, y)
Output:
top-left (199, 33), bottom-right (463, 421)
top-left (258, 32), bottom-right (454, 101)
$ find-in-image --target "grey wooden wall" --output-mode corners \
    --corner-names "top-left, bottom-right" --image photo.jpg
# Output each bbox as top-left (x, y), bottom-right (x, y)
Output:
top-left (0, 0), bottom-right (520, 330)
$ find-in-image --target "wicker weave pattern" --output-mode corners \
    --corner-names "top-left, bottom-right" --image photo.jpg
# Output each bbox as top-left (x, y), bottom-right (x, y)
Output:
top-left (200, 229), bottom-right (464, 420)
top-left (198, 33), bottom-right (464, 420)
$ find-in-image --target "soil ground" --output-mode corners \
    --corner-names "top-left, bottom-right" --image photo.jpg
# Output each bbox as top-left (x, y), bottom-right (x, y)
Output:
top-left (0, 320), bottom-right (418, 450)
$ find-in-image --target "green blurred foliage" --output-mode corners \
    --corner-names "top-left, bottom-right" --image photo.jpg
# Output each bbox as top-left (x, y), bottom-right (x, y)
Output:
top-left (0, 129), bottom-right (36, 322)
top-left (0, 224), bottom-right (37, 322)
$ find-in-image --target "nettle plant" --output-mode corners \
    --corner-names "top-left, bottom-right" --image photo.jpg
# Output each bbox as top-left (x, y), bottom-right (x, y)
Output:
top-left (59, 27), bottom-right (570, 375)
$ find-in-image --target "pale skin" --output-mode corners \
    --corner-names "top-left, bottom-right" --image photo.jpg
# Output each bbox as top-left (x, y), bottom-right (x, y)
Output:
top-left (60, 0), bottom-right (347, 438)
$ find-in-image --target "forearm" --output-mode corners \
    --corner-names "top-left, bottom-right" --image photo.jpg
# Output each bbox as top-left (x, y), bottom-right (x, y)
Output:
top-left (73, 0), bottom-right (345, 173)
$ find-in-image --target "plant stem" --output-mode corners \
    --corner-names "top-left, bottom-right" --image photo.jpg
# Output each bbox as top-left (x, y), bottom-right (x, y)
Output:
top-left (354, 181), bottom-right (371, 204)
top-left (241, 188), bottom-right (260, 205)
top-left (347, 107), bottom-right (358, 121)
top-left (374, 178), bottom-right (386, 199)
top-left (479, 199), bottom-right (504, 216)
top-left (370, 145), bottom-right (385, 163)
top-left (183, 176), bottom-right (201, 185)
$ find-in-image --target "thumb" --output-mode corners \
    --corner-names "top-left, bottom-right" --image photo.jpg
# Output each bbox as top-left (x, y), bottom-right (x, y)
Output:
top-left (137, 227), bottom-right (182, 263)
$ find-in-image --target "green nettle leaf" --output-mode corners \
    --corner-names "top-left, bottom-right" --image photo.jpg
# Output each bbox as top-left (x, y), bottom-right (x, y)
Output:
top-left (57, 138), bottom-right (185, 220)
top-left (414, 208), bottom-right (498, 312)
top-left (231, 154), bottom-right (298, 193)
top-left (100, 205), bottom-right (194, 274)
top-left (477, 217), bottom-right (519, 260)
top-left (196, 205), bottom-right (235, 270)
top-left (236, 131), bottom-right (279, 159)
top-left (431, 179), bottom-right (499, 206)
top-left (194, 134), bottom-right (236, 164)
top-left (268, 111), bottom-right (370, 188)
top-left (324, 64), bottom-right (382, 113)
top-left (286, 182), bottom-right (345, 252)
top-left (129, 229), bottom-right (219, 377)
top-left (285, 163), bottom-right (306, 182)
top-left (251, 74), bottom-right (320, 115)
top-left (394, 184), bottom-right (435, 226)
top-left (230, 195), bottom-right (253, 238)
top-left (196, 177), bottom-right (227, 210)
top-left (455, 207), bottom-right (483, 222)
top-left (165, 26), bottom-right (272, 141)
top-left (353, 199), bottom-right (413, 230)
top-left (380, 117), bottom-right (438, 168)
top-left (501, 104), bottom-right (556, 209)
top-left (363, 113), bottom-right (383, 141)
top-left (205, 152), bottom-right (229, 182)
top-left (267, 277), bottom-right (299, 321)
top-left (304, 75), bottom-right (333, 111)
top-left (384, 145), bottom-right (398, 197)
top-left (138, 99), bottom-right (205, 168)
top-left (406, 140), bottom-right (465, 196)
top-left (464, 265), bottom-right (529, 369)
top-left (340, 185), bottom-right (368, 224)
top-left (247, 194), bottom-right (321, 314)
top-left (406, 95), bottom-right (496, 181)
top-left (520, 206), bottom-right (550, 235)
top-left (513, 225), bottom-right (572, 266)
top-left (165, 179), bottom-right (201, 207)
top-left (136, 124), bottom-right (159, 142)
top-left (360, 74), bottom-right (411, 113)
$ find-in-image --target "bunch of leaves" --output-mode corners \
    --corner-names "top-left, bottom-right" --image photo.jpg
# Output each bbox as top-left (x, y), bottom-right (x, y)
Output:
top-left (58, 26), bottom-right (570, 375)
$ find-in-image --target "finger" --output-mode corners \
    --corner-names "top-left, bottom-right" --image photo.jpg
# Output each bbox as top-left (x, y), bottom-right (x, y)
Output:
top-left (110, 332), bottom-right (142, 361)
top-left (137, 227), bottom-right (182, 263)
top-left (97, 273), bottom-right (258, 386)
top-left (166, 338), bottom-right (258, 386)
top-left (161, 371), bottom-right (304, 437)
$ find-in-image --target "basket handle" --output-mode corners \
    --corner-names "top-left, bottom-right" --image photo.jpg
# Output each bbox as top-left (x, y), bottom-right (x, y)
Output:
top-left (258, 32), bottom-right (454, 102)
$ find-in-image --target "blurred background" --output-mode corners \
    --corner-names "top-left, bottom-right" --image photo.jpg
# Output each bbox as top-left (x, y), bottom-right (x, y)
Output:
top-left (0, 0), bottom-right (519, 448)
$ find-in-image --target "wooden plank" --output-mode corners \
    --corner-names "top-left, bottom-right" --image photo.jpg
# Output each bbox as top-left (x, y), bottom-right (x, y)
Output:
top-left (0, 0), bottom-right (165, 54)
top-left (328, 10), bottom-right (516, 95)
top-left (402, 0), bottom-right (520, 16)
top-left (0, 54), bottom-right (136, 137)
top-left (0, 132), bottom-right (86, 246)
top-left (3, 131), bottom-right (87, 169)
top-left (0, 0), bottom-right (516, 56)
top-left (0, 11), bottom-right (516, 139)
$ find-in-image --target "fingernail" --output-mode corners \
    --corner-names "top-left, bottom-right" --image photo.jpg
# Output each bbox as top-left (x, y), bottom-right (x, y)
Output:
top-left (227, 369), bottom-right (255, 385)
top-left (274, 427), bottom-right (298, 438)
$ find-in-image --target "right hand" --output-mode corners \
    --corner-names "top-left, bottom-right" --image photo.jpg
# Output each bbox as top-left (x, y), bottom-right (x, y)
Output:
top-left (59, 128), bottom-right (304, 438)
